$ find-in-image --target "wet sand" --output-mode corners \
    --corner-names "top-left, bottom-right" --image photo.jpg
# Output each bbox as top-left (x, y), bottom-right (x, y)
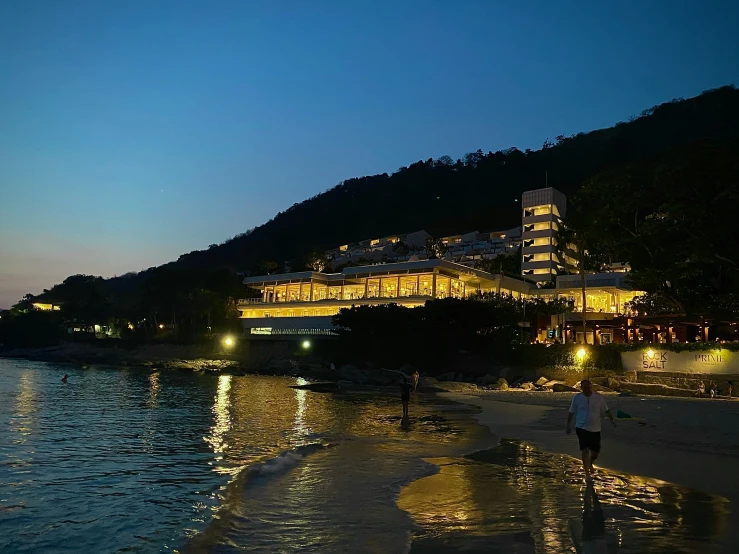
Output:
top-left (439, 390), bottom-right (739, 551)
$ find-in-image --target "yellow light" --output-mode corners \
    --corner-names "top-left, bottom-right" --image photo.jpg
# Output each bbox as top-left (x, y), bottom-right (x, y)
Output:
top-left (224, 336), bottom-right (234, 347)
top-left (302, 340), bottom-right (311, 349)
top-left (647, 349), bottom-right (655, 359)
top-left (159, 324), bottom-right (164, 329)
top-left (576, 348), bottom-right (586, 360)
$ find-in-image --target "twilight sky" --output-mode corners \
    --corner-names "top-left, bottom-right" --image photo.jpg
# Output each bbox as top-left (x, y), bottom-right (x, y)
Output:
top-left (1, 1), bottom-right (738, 308)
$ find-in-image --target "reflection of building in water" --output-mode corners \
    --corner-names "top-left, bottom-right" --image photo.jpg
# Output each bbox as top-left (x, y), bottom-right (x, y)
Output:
top-left (205, 375), bottom-right (232, 471)
top-left (147, 371), bottom-right (160, 409)
top-left (13, 370), bottom-right (39, 438)
top-left (293, 378), bottom-right (309, 441)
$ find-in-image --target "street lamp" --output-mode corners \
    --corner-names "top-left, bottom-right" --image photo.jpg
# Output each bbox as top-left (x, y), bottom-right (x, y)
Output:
top-left (223, 336), bottom-right (235, 348)
top-left (302, 340), bottom-right (311, 349)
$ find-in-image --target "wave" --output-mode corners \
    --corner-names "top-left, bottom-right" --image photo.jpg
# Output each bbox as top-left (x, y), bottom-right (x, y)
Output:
top-left (180, 442), bottom-right (332, 553)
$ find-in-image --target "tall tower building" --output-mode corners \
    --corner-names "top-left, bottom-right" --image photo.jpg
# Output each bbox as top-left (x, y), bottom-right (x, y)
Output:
top-left (521, 187), bottom-right (567, 283)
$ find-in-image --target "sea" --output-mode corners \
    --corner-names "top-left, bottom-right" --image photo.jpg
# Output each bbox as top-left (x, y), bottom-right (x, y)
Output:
top-left (0, 358), bottom-right (731, 553)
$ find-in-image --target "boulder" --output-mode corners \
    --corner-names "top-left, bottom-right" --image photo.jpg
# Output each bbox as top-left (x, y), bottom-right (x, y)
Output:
top-left (422, 376), bottom-right (439, 385)
top-left (552, 383), bottom-right (580, 393)
top-left (268, 359), bottom-right (296, 374)
top-left (520, 382), bottom-right (535, 391)
top-left (437, 371), bottom-right (456, 382)
top-left (476, 374), bottom-right (499, 386)
top-left (496, 377), bottom-right (509, 391)
top-left (510, 378), bottom-right (525, 388)
top-left (535, 376), bottom-right (549, 386)
top-left (543, 380), bottom-right (563, 388)
top-left (338, 365), bottom-right (366, 384)
top-left (592, 384), bottom-right (615, 393)
top-left (606, 377), bottom-right (623, 391)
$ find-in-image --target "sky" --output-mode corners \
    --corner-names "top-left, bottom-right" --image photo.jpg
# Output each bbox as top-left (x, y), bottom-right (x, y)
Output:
top-left (1, 1), bottom-right (738, 308)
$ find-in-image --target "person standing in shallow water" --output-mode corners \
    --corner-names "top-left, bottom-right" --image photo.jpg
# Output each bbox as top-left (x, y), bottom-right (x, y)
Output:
top-left (61, 374), bottom-right (68, 383)
top-left (400, 377), bottom-right (413, 420)
top-left (566, 379), bottom-right (615, 482)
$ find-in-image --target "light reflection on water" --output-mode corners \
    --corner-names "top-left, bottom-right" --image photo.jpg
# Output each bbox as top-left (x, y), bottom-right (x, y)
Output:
top-left (399, 439), bottom-right (730, 553)
top-left (0, 359), bottom-right (731, 554)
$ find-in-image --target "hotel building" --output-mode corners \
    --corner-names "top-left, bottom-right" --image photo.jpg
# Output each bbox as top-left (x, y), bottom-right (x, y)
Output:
top-left (238, 259), bottom-right (532, 336)
top-left (237, 187), bottom-right (645, 342)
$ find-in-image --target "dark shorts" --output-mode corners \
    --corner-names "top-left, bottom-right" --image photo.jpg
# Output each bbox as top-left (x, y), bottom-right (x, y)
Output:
top-left (401, 395), bottom-right (410, 402)
top-left (576, 428), bottom-right (601, 453)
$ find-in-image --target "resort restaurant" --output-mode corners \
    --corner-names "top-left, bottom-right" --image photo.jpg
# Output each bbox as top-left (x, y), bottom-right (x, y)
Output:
top-left (237, 259), bottom-right (533, 332)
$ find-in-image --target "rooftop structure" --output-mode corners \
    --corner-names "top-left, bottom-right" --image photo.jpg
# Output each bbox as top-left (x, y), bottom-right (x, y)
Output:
top-left (326, 227), bottom-right (521, 269)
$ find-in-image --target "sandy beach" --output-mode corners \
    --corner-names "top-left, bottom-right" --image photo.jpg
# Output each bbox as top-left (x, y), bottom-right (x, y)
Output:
top-left (442, 390), bottom-right (739, 495)
top-left (442, 389), bottom-right (739, 546)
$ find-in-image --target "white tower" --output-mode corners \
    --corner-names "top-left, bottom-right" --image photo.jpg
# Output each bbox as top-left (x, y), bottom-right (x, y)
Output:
top-left (521, 187), bottom-right (567, 283)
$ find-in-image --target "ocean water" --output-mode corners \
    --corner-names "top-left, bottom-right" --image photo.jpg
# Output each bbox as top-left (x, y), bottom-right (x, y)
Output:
top-left (0, 358), bottom-right (731, 553)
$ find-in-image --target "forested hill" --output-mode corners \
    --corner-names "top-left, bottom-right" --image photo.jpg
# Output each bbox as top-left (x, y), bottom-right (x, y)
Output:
top-left (172, 85), bottom-right (739, 274)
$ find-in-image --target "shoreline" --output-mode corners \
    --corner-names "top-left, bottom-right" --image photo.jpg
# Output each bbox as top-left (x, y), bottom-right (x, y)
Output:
top-left (441, 389), bottom-right (739, 548)
top-left (441, 390), bottom-right (739, 496)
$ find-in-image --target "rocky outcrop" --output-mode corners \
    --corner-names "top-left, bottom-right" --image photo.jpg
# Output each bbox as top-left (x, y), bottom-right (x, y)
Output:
top-left (552, 383), bottom-right (580, 393)
top-left (476, 374), bottom-right (498, 386)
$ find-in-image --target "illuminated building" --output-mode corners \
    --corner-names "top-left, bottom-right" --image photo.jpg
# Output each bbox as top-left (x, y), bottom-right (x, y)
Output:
top-left (520, 187), bottom-right (574, 283)
top-left (32, 302), bottom-right (61, 311)
top-left (237, 259), bottom-right (532, 336)
top-left (238, 186), bottom-right (647, 341)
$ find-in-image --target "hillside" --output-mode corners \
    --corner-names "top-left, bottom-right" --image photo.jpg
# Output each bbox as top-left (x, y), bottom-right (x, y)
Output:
top-left (171, 85), bottom-right (739, 275)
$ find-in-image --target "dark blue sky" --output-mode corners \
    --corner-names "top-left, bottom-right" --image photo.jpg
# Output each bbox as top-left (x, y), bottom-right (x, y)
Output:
top-left (1, 0), bottom-right (738, 307)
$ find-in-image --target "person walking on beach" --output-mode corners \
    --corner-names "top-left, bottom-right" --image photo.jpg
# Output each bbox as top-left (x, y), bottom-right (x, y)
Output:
top-left (566, 379), bottom-right (615, 482)
top-left (400, 377), bottom-right (413, 420)
top-left (412, 370), bottom-right (420, 392)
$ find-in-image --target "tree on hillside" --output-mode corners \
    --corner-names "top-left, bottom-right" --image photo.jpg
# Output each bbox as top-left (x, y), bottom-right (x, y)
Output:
top-left (259, 261), bottom-right (279, 275)
top-left (424, 237), bottom-right (447, 259)
top-left (555, 211), bottom-right (612, 343)
top-left (475, 248), bottom-right (522, 276)
top-left (573, 139), bottom-right (739, 317)
top-left (306, 252), bottom-right (328, 272)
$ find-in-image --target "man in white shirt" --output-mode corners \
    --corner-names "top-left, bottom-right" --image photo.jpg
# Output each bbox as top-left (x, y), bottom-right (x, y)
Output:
top-left (566, 379), bottom-right (616, 481)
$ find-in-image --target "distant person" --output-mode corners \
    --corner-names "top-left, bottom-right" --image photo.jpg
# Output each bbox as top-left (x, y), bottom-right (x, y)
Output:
top-left (566, 379), bottom-right (616, 482)
top-left (330, 362), bottom-right (336, 371)
top-left (62, 374), bottom-right (68, 383)
top-left (728, 381), bottom-right (734, 398)
top-left (400, 377), bottom-right (413, 420)
top-left (412, 370), bottom-right (420, 391)
top-left (697, 381), bottom-right (706, 397)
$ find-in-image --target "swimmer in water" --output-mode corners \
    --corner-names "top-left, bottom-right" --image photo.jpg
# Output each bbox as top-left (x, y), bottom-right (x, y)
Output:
top-left (62, 374), bottom-right (68, 383)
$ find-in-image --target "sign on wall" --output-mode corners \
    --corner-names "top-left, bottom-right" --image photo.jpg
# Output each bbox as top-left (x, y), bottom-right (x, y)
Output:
top-left (621, 349), bottom-right (739, 374)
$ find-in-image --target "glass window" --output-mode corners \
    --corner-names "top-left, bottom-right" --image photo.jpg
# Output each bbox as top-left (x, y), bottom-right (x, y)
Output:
top-left (274, 285), bottom-right (287, 302)
top-left (286, 284), bottom-right (301, 302)
top-left (450, 278), bottom-right (464, 299)
top-left (327, 286), bottom-right (342, 300)
top-left (380, 277), bottom-right (398, 298)
top-left (418, 274), bottom-right (433, 297)
top-left (399, 276), bottom-right (419, 297)
top-left (436, 276), bottom-right (451, 299)
top-left (300, 283), bottom-right (311, 301)
top-left (312, 284), bottom-right (327, 301)
top-left (343, 284), bottom-right (364, 300)
top-left (367, 278), bottom-right (380, 298)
